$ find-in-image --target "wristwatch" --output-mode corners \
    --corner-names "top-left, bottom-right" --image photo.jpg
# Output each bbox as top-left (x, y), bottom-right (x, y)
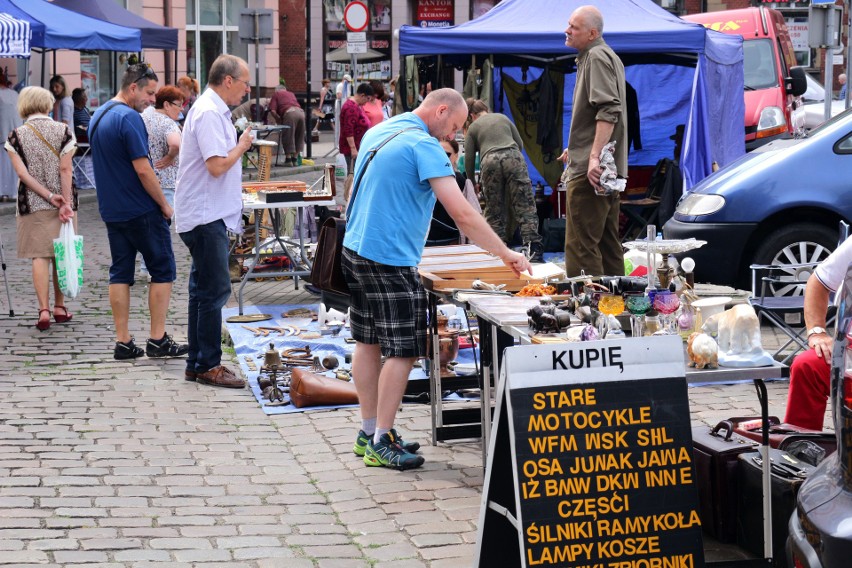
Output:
top-left (807, 326), bottom-right (827, 337)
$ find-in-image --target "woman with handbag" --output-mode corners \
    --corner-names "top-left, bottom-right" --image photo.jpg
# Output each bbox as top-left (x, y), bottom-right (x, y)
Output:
top-left (5, 86), bottom-right (76, 331)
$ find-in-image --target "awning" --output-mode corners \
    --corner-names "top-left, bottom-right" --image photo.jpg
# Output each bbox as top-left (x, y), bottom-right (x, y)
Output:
top-left (326, 45), bottom-right (386, 63)
top-left (50, 0), bottom-right (178, 50)
top-left (0, 12), bottom-right (31, 57)
top-left (0, 0), bottom-right (141, 51)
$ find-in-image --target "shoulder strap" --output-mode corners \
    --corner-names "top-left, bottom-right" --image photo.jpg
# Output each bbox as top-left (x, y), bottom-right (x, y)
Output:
top-left (25, 123), bottom-right (60, 158)
top-left (88, 101), bottom-right (126, 142)
top-left (346, 126), bottom-right (420, 218)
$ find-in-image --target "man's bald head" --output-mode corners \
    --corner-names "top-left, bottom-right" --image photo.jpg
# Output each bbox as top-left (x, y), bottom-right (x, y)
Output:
top-left (413, 88), bottom-right (469, 141)
top-left (575, 6), bottom-right (603, 33)
top-left (565, 5), bottom-right (603, 51)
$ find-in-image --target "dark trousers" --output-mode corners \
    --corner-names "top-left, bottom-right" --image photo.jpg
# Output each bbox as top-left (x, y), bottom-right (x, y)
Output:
top-left (179, 220), bottom-right (231, 373)
top-left (564, 175), bottom-right (623, 277)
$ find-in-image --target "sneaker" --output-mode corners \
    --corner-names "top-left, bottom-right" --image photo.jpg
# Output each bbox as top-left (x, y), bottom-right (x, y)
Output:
top-left (114, 338), bottom-right (144, 360)
top-left (353, 429), bottom-right (420, 457)
top-left (145, 333), bottom-right (190, 358)
top-left (363, 430), bottom-right (425, 470)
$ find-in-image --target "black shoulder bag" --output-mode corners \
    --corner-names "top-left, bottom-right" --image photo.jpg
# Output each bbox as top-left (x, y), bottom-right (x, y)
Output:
top-left (310, 127), bottom-right (418, 295)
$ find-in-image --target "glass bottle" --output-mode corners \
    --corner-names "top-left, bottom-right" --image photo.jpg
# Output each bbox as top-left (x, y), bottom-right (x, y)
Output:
top-left (644, 312), bottom-right (661, 336)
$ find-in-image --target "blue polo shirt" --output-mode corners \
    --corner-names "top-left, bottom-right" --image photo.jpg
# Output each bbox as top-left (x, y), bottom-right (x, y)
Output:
top-left (89, 101), bottom-right (157, 222)
top-left (343, 113), bottom-right (454, 266)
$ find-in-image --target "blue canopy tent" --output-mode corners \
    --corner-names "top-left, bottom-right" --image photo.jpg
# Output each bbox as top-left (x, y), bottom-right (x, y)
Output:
top-left (399, 0), bottom-right (745, 191)
top-left (0, 0), bottom-right (141, 52)
top-left (50, 0), bottom-right (178, 50)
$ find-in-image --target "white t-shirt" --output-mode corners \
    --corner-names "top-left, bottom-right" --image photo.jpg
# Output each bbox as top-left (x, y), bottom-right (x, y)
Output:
top-left (815, 236), bottom-right (852, 292)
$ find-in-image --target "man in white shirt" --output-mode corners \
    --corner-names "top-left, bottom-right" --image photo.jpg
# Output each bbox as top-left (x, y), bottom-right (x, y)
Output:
top-left (175, 54), bottom-right (254, 389)
top-left (784, 237), bottom-right (852, 429)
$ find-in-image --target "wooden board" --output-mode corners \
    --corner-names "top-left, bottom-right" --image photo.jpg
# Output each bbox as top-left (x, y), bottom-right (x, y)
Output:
top-left (419, 270), bottom-right (541, 292)
top-left (418, 244), bottom-right (542, 292)
top-left (421, 244), bottom-right (485, 258)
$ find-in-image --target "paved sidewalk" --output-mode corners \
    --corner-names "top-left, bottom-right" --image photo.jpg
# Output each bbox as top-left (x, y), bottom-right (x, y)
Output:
top-left (0, 133), bottom-right (802, 567)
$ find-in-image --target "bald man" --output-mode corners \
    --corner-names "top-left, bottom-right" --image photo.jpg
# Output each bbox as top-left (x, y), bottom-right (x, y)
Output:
top-left (342, 88), bottom-right (531, 470)
top-left (560, 5), bottom-right (627, 277)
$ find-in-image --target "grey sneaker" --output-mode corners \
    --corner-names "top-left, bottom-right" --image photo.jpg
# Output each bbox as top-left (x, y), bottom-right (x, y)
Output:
top-left (114, 338), bottom-right (144, 360)
top-left (146, 333), bottom-right (189, 358)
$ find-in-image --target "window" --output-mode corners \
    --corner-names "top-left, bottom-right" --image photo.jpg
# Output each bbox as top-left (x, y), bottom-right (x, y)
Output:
top-left (186, 0), bottom-right (246, 88)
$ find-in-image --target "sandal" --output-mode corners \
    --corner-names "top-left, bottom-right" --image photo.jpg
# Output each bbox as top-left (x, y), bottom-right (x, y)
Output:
top-left (36, 309), bottom-right (51, 331)
top-left (53, 305), bottom-right (73, 324)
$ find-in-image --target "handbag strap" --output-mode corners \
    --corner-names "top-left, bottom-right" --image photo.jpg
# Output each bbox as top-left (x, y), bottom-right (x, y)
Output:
top-left (25, 123), bottom-right (60, 158)
top-left (345, 126), bottom-right (419, 218)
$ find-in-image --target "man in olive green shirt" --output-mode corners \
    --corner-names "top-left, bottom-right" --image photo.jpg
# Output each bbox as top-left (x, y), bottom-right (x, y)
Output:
top-left (465, 100), bottom-right (542, 260)
top-left (561, 5), bottom-right (626, 277)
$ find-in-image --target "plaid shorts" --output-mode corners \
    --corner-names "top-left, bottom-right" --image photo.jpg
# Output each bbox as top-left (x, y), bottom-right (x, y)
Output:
top-left (341, 247), bottom-right (427, 358)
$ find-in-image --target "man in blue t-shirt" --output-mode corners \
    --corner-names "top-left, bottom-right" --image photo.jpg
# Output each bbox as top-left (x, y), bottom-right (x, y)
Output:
top-left (341, 88), bottom-right (531, 471)
top-left (89, 63), bottom-right (188, 362)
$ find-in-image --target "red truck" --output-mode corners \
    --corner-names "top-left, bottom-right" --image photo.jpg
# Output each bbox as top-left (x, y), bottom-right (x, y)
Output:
top-left (684, 7), bottom-right (806, 150)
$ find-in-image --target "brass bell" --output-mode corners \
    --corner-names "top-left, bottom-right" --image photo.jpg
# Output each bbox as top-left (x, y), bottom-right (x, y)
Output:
top-left (264, 343), bottom-right (282, 368)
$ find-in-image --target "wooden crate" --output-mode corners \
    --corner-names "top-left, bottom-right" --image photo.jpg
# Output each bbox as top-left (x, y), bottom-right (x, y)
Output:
top-left (418, 244), bottom-right (541, 292)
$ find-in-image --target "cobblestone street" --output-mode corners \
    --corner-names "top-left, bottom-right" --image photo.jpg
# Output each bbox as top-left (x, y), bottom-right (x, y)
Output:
top-left (0, 158), bottom-right (796, 566)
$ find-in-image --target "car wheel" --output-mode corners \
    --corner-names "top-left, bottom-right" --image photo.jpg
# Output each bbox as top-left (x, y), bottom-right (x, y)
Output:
top-left (753, 223), bottom-right (837, 296)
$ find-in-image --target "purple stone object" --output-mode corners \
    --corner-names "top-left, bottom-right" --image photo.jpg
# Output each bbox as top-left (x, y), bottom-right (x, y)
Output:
top-left (580, 324), bottom-right (599, 342)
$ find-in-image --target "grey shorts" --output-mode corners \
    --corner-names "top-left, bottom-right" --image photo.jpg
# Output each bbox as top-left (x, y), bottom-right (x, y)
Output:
top-left (341, 247), bottom-right (427, 358)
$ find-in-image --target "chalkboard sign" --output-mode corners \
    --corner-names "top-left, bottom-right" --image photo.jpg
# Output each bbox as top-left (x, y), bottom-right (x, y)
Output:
top-left (475, 336), bottom-right (705, 568)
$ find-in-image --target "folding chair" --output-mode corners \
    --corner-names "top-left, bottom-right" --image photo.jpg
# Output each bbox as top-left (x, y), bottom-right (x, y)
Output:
top-left (620, 158), bottom-right (682, 242)
top-left (748, 220), bottom-right (849, 363)
top-left (748, 263), bottom-right (814, 363)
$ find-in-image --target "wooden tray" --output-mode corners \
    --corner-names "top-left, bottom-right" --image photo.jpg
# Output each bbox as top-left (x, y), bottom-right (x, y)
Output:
top-left (418, 244), bottom-right (542, 292)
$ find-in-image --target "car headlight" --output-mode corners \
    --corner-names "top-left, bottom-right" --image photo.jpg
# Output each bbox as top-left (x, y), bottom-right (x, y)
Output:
top-left (676, 193), bottom-right (725, 216)
top-left (757, 106), bottom-right (787, 137)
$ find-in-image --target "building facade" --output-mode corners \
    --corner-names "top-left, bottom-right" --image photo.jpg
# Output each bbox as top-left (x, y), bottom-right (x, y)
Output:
top-left (6, 0), bottom-right (280, 108)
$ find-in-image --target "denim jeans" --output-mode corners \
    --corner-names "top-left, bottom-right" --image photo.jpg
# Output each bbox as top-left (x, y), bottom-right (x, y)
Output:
top-left (179, 220), bottom-right (231, 373)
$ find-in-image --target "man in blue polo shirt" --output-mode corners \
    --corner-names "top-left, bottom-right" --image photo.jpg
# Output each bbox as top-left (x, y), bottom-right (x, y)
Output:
top-left (342, 89), bottom-right (531, 470)
top-left (89, 63), bottom-right (188, 361)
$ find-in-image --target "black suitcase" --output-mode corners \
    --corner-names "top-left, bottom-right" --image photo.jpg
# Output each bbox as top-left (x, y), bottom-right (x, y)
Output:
top-left (691, 421), bottom-right (759, 543)
top-left (726, 416), bottom-right (836, 464)
top-left (736, 448), bottom-right (816, 567)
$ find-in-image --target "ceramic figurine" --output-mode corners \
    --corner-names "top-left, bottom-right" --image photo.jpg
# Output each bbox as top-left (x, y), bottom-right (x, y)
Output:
top-left (686, 332), bottom-right (718, 369)
top-left (702, 304), bottom-right (773, 367)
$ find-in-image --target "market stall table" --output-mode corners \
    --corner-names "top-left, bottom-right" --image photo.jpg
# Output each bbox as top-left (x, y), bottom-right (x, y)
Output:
top-left (235, 194), bottom-right (334, 315)
top-left (463, 293), bottom-right (789, 459)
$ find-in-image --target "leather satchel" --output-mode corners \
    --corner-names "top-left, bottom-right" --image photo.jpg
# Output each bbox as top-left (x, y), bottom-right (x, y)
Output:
top-left (289, 368), bottom-right (359, 408)
top-left (308, 127), bottom-right (419, 296)
top-left (310, 217), bottom-right (349, 295)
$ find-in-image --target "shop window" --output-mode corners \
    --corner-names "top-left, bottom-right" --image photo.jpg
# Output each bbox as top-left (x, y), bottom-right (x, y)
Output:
top-left (186, 0), bottom-right (246, 87)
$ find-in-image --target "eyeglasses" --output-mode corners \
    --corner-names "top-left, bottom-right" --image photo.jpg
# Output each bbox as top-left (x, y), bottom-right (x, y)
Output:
top-left (231, 76), bottom-right (251, 89)
top-left (130, 64), bottom-right (156, 85)
top-left (167, 100), bottom-right (183, 108)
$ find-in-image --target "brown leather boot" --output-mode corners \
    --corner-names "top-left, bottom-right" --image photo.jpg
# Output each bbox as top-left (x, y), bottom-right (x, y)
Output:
top-left (195, 366), bottom-right (245, 389)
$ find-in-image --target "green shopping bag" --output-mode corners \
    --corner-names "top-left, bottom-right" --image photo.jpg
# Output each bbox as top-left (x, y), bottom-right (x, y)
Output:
top-left (53, 222), bottom-right (84, 298)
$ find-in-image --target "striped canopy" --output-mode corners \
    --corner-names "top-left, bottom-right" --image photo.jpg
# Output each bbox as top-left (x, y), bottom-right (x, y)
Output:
top-left (0, 11), bottom-right (29, 57)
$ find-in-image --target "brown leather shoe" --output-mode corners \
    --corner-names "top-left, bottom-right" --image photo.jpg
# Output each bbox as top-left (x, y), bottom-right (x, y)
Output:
top-left (195, 365), bottom-right (245, 389)
top-left (185, 370), bottom-right (197, 382)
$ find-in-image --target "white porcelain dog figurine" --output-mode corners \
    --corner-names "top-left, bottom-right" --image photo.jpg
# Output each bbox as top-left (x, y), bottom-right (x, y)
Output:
top-left (702, 304), bottom-right (773, 367)
top-left (687, 332), bottom-right (718, 369)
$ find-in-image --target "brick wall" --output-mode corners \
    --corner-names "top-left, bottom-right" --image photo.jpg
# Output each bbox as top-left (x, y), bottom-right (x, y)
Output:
top-left (280, 0), bottom-right (308, 94)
